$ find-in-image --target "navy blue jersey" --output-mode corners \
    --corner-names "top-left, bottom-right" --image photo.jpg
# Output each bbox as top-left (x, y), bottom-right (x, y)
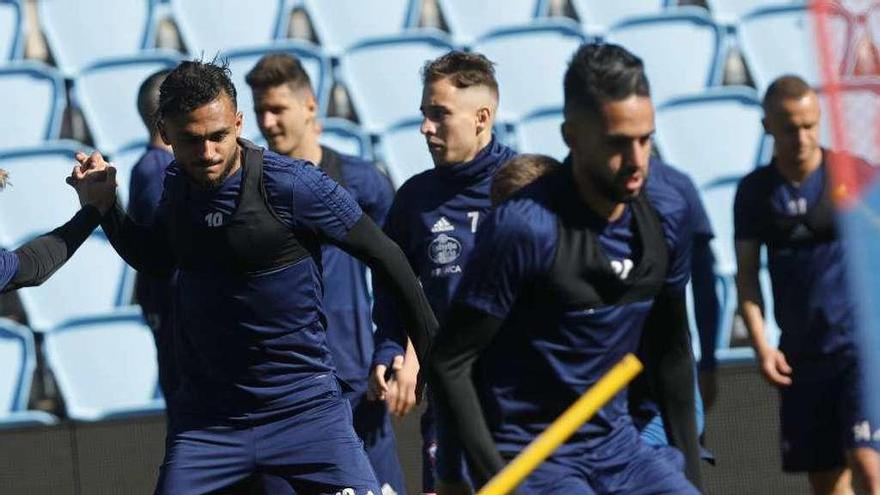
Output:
top-left (454, 165), bottom-right (691, 452)
top-left (151, 149), bottom-right (364, 419)
top-left (128, 146), bottom-right (175, 225)
top-left (372, 137), bottom-right (516, 366)
top-left (648, 158), bottom-right (713, 240)
top-left (0, 250), bottom-right (18, 291)
top-left (734, 151), bottom-right (867, 361)
top-left (320, 149), bottom-right (393, 393)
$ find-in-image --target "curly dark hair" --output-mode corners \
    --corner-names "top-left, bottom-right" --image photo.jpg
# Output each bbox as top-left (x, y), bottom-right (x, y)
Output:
top-left (245, 53), bottom-right (313, 94)
top-left (563, 43), bottom-right (650, 118)
top-left (422, 50), bottom-right (498, 97)
top-left (158, 59), bottom-right (237, 121)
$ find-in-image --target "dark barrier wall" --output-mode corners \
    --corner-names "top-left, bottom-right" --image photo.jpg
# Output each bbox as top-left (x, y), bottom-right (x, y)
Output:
top-left (0, 363), bottom-right (811, 494)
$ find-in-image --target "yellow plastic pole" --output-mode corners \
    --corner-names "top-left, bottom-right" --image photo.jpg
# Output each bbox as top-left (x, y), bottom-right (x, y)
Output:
top-left (477, 353), bottom-right (644, 495)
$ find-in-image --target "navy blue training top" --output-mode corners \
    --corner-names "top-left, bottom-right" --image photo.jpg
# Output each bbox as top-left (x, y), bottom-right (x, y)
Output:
top-left (372, 136), bottom-right (516, 366)
top-left (319, 148), bottom-right (393, 393)
top-left (734, 151), bottom-right (864, 361)
top-left (153, 148), bottom-right (364, 419)
top-left (0, 250), bottom-right (18, 291)
top-left (454, 164), bottom-right (691, 452)
top-left (649, 157), bottom-right (713, 240)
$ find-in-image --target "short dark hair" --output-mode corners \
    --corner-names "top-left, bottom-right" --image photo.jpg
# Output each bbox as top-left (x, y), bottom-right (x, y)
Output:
top-left (158, 59), bottom-right (237, 121)
top-left (563, 43), bottom-right (650, 118)
top-left (763, 74), bottom-right (814, 112)
top-left (137, 69), bottom-right (171, 131)
top-left (422, 50), bottom-right (498, 97)
top-left (245, 53), bottom-right (313, 93)
top-left (491, 154), bottom-right (558, 206)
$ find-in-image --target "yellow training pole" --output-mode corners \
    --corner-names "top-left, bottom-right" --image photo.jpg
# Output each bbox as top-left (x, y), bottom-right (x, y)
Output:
top-left (477, 353), bottom-right (644, 495)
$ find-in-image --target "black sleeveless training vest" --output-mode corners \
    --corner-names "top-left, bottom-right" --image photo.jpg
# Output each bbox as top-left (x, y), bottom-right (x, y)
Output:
top-left (167, 140), bottom-right (312, 274)
top-left (535, 172), bottom-right (670, 311)
top-left (759, 163), bottom-right (838, 248)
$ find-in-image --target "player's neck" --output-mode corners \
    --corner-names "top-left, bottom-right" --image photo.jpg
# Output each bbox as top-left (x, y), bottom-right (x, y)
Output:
top-left (774, 148), bottom-right (822, 185)
top-left (149, 133), bottom-right (172, 152)
top-left (289, 136), bottom-right (323, 166)
top-left (572, 169), bottom-right (626, 222)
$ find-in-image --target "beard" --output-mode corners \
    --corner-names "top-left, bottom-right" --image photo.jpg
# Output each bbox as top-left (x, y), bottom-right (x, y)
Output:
top-left (188, 150), bottom-right (240, 191)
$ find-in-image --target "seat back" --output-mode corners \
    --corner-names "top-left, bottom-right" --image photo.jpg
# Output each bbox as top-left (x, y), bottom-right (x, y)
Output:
top-left (570, 0), bottom-right (666, 35)
top-left (171, 0), bottom-right (283, 57)
top-left (378, 118), bottom-right (433, 187)
top-left (320, 118), bottom-right (373, 160)
top-left (303, 0), bottom-right (419, 56)
top-left (437, 0), bottom-right (542, 45)
top-left (515, 107), bottom-right (567, 161)
top-left (0, 0), bottom-right (23, 61)
top-left (0, 319), bottom-right (34, 414)
top-left (0, 63), bottom-right (65, 150)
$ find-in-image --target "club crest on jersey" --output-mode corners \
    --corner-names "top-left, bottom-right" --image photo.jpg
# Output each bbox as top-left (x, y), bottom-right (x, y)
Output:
top-left (429, 233), bottom-right (462, 264)
top-left (431, 216), bottom-right (455, 233)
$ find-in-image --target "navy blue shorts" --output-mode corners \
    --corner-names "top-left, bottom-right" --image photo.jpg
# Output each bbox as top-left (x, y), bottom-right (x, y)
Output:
top-left (513, 425), bottom-right (698, 495)
top-left (349, 390), bottom-right (407, 495)
top-left (780, 353), bottom-right (880, 472)
top-left (155, 393), bottom-right (380, 494)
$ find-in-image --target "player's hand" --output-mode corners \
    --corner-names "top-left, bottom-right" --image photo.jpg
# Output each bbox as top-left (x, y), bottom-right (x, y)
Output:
top-left (367, 358), bottom-right (396, 402)
top-left (67, 151), bottom-right (117, 215)
top-left (436, 478), bottom-right (474, 495)
top-left (757, 347), bottom-right (792, 387)
top-left (386, 353), bottom-right (419, 417)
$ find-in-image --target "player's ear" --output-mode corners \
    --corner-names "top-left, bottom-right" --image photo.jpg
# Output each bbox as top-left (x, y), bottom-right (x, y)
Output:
top-left (235, 111), bottom-right (243, 137)
top-left (761, 116), bottom-right (769, 134)
top-left (475, 106), bottom-right (491, 134)
top-left (158, 120), bottom-right (171, 146)
top-left (561, 120), bottom-right (574, 149)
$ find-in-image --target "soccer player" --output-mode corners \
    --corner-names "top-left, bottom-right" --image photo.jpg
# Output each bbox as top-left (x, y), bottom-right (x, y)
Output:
top-left (369, 51), bottom-right (516, 493)
top-left (245, 53), bottom-right (405, 495)
top-left (68, 59), bottom-right (437, 494)
top-left (735, 75), bottom-right (880, 495)
top-left (428, 43), bottom-right (702, 493)
top-left (0, 169), bottom-right (104, 293)
top-left (127, 69), bottom-right (178, 405)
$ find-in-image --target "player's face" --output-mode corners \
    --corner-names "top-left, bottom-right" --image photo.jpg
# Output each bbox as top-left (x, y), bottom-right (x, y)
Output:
top-left (420, 77), bottom-right (490, 167)
top-left (564, 95), bottom-right (654, 202)
top-left (252, 83), bottom-right (316, 158)
top-left (764, 92), bottom-right (821, 166)
top-left (161, 93), bottom-right (243, 189)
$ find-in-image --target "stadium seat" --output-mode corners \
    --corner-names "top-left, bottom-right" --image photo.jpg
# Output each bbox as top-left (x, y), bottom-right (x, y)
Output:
top-left (16, 232), bottom-right (130, 332)
top-left (817, 79), bottom-right (880, 164)
top-left (436, 0), bottom-right (545, 46)
top-left (320, 118), bottom-right (373, 160)
top-left (339, 33), bottom-right (454, 133)
top-left (0, 0), bottom-right (23, 61)
top-left (738, 4), bottom-right (850, 92)
top-left (570, 0), bottom-right (667, 35)
top-left (0, 318), bottom-right (58, 429)
top-left (607, 8), bottom-right (723, 106)
top-left (514, 106), bottom-right (568, 161)
top-left (654, 87), bottom-right (765, 189)
top-left (706, 0), bottom-right (805, 25)
top-left (43, 308), bottom-right (164, 421)
top-left (701, 177), bottom-right (739, 277)
top-left (472, 21), bottom-right (587, 124)
top-left (38, 0), bottom-right (157, 75)
top-left (0, 141), bottom-right (89, 247)
top-left (72, 53), bottom-right (182, 155)
top-left (378, 118), bottom-right (433, 187)
top-left (0, 63), bottom-right (65, 151)
top-left (220, 40), bottom-right (331, 142)
top-left (302, 0), bottom-right (421, 56)
top-left (170, 0), bottom-right (284, 57)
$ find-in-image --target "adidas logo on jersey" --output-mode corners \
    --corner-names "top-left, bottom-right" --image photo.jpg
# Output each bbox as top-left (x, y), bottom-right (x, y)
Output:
top-left (431, 216), bottom-right (455, 233)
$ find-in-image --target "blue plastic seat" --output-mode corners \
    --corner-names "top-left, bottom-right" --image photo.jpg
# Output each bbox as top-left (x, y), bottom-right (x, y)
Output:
top-left (0, 0), bottom-right (22, 61)
top-left (220, 40), bottom-right (331, 142)
top-left (738, 4), bottom-right (850, 92)
top-left (339, 33), bottom-right (454, 133)
top-left (570, 0), bottom-right (667, 35)
top-left (378, 118), bottom-right (433, 187)
top-left (38, 0), bottom-right (157, 76)
top-left (607, 8), bottom-right (723, 105)
top-left (436, 0), bottom-right (545, 46)
top-left (706, 0), bottom-right (804, 25)
top-left (0, 318), bottom-right (58, 429)
top-left (514, 106), bottom-right (568, 161)
top-left (16, 232), bottom-right (131, 332)
top-left (72, 53), bottom-right (182, 155)
top-left (472, 21), bottom-right (586, 124)
top-left (655, 87), bottom-right (764, 189)
top-left (817, 79), bottom-right (880, 164)
top-left (0, 141), bottom-right (89, 247)
top-left (320, 118), bottom-right (373, 160)
top-left (303, 0), bottom-right (421, 56)
top-left (0, 63), bottom-right (65, 150)
top-left (108, 141), bottom-right (153, 209)
top-left (701, 177), bottom-right (738, 277)
top-left (43, 308), bottom-right (164, 421)
top-left (170, 0), bottom-right (284, 57)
